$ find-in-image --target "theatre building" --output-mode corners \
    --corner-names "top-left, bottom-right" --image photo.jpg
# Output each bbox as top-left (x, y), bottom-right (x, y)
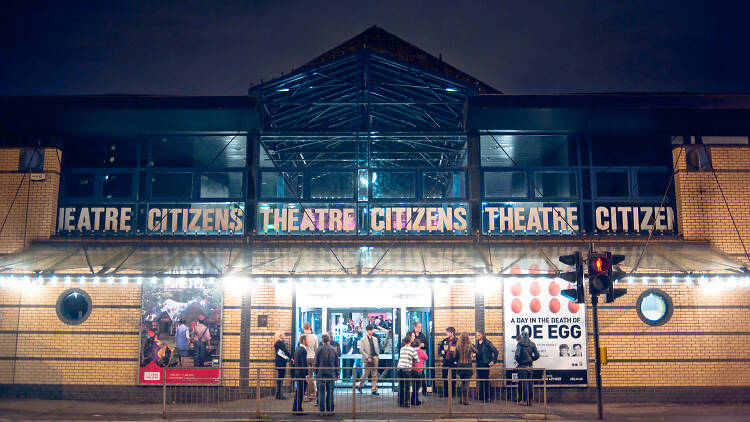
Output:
top-left (1, 27), bottom-right (750, 403)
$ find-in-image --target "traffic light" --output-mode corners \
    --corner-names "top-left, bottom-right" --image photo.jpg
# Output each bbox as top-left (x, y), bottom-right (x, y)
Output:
top-left (587, 251), bottom-right (628, 302)
top-left (559, 251), bottom-right (584, 303)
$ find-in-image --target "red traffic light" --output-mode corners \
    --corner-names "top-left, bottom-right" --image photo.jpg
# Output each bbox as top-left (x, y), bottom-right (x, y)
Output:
top-left (589, 254), bottom-right (609, 274)
top-left (595, 257), bottom-right (603, 272)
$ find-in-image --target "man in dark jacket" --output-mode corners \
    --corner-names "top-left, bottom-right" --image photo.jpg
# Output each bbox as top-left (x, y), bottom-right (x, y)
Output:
top-left (437, 327), bottom-right (458, 398)
top-left (475, 330), bottom-right (499, 402)
top-left (314, 333), bottom-right (339, 414)
top-left (292, 335), bottom-right (309, 414)
top-left (513, 332), bottom-right (540, 406)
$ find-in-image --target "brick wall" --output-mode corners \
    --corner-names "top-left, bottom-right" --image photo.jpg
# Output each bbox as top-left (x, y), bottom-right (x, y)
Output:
top-left (673, 145), bottom-right (750, 266)
top-left (0, 148), bottom-right (60, 253)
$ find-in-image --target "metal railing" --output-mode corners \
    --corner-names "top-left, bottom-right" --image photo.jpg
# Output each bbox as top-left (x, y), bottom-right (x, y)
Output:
top-left (160, 366), bottom-right (546, 418)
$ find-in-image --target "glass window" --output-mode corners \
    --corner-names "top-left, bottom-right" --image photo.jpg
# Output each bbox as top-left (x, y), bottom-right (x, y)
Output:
top-left (151, 173), bottom-right (193, 199)
top-left (56, 289), bottom-right (92, 325)
top-left (423, 172), bottom-right (466, 199)
top-left (260, 172), bottom-right (303, 198)
top-left (483, 172), bottom-right (526, 198)
top-left (481, 135), bottom-right (577, 167)
top-left (261, 136), bottom-right (358, 169)
top-left (63, 136), bottom-right (139, 168)
top-left (65, 173), bottom-right (95, 198)
top-left (636, 289), bottom-right (673, 326)
top-left (311, 172), bottom-right (354, 199)
top-left (534, 172), bottom-right (577, 198)
top-left (636, 171), bottom-right (671, 197)
top-left (102, 173), bottom-right (133, 199)
top-left (18, 148), bottom-right (44, 172)
top-left (372, 171), bottom-right (415, 199)
top-left (590, 135), bottom-right (671, 166)
top-left (200, 172), bottom-right (243, 198)
top-left (595, 172), bottom-right (629, 198)
top-left (151, 135), bottom-right (246, 167)
top-left (370, 136), bottom-right (467, 168)
top-left (358, 169), bottom-right (368, 201)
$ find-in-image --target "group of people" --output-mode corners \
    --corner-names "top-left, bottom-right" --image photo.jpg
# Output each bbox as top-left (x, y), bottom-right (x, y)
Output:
top-left (271, 320), bottom-right (539, 414)
top-left (141, 314), bottom-right (213, 368)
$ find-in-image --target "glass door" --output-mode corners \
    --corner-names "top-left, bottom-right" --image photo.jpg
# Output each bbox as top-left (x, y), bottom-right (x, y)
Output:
top-left (406, 307), bottom-right (432, 387)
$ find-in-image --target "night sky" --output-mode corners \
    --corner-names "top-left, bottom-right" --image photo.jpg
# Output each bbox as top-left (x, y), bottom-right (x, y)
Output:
top-left (1, 1), bottom-right (748, 96)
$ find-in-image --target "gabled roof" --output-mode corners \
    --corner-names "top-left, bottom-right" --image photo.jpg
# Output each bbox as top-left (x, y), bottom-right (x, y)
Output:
top-left (291, 26), bottom-right (498, 95)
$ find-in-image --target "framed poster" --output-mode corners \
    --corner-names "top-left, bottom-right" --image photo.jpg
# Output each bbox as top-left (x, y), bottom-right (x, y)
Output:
top-left (138, 280), bottom-right (222, 385)
top-left (504, 278), bottom-right (588, 386)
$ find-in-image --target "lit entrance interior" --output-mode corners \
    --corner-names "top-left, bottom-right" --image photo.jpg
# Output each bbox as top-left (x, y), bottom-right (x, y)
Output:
top-left (295, 283), bottom-right (432, 387)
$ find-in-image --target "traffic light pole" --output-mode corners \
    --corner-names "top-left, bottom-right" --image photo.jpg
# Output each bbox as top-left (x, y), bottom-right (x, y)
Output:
top-left (591, 294), bottom-right (603, 420)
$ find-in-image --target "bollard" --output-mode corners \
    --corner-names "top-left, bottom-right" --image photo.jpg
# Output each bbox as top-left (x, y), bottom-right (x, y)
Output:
top-left (543, 368), bottom-right (547, 417)
top-left (447, 368), bottom-right (453, 416)
top-left (255, 368), bottom-right (261, 418)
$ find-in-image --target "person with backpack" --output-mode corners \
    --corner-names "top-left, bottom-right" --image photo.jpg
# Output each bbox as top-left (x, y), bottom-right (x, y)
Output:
top-left (512, 331), bottom-right (540, 406)
top-left (193, 315), bottom-right (211, 367)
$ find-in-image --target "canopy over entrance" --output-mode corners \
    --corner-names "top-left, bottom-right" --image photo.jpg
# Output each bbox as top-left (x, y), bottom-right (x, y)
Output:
top-left (0, 241), bottom-right (741, 276)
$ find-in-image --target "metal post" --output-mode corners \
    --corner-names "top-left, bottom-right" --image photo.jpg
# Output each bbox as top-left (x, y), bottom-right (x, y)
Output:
top-left (543, 368), bottom-right (547, 417)
top-left (447, 368), bottom-right (453, 416)
top-left (351, 366), bottom-right (357, 419)
top-left (161, 367), bottom-right (166, 419)
top-left (255, 368), bottom-right (261, 418)
top-left (592, 294), bottom-right (604, 419)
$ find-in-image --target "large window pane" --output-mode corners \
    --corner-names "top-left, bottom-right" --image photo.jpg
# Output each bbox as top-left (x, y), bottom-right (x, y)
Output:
top-left (261, 136), bottom-right (358, 168)
top-left (483, 172), bottom-right (526, 198)
top-left (595, 172), bottom-right (629, 198)
top-left (481, 135), bottom-right (577, 167)
top-left (151, 136), bottom-right (246, 168)
top-left (65, 173), bottom-right (95, 197)
top-left (372, 171), bottom-right (415, 199)
top-left (102, 173), bottom-right (133, 199)
top-left (311, 172), bottom-right (354, 199)
top-left (201, 172), bottom-right (243, 198)
top-left (151, 173), bottom-right (193, 199)
top-left (590, 135), bottom-right (671, 166)
top-left (423, 172), bottom-right (466, 199)
top-left (370, 135), bottom-right (467, 168)
top-left (534, 172), bottom-right (577, 198)
top-left (63, 136), bottom-right (138, 168)
top-left (260, 172), bottom-right (303, 198)
top-left (636, 171), bottom-right (671, 197)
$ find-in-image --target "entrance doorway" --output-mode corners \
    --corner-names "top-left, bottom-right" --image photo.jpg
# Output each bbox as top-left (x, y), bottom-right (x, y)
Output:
top-left (294, 283), bottom-right (432, 388)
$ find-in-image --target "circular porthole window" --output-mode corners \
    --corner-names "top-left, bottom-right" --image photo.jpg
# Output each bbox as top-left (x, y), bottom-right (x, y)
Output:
top-left (636, 288), bottom-right (673, 326)
top-left (56, 288), bottom-right (92, 325)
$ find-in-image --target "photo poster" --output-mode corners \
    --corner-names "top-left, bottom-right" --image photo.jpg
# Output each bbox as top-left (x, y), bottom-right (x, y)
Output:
top-left (504, 278), bottom-right (588, 386)
top-left (138, 280), bottom-right (223, 385)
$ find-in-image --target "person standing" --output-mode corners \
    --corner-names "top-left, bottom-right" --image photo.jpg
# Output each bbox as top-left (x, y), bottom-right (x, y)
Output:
top-left (302, 322), bottom-right (318, 402)
top-left (292, 335), bottom-right (309, 415)
top-left (314, 333), bottom-right (338, 415)
top-left (411, 321), bottom-right (428, 395)
top-left (273, 331), bottom-right (291, 400)
top-left (455, 333), bottom-right (478, 405)
top-left (513, 332), bottom-right (540, 406)
top-left (437, 327), bottom-right (458, 398)
top-left (193, 315), bottom-right (211, 367)
top-left (411, 339), bottom-right (427, 406)
top-left (357, 325), bottom-right (380, 395)
top-left (396, 333), bottom-right (417, 407)
top-left (174, 319), bottom-right (190, 367)
top-left (475, 330), bottom-right (498, 402)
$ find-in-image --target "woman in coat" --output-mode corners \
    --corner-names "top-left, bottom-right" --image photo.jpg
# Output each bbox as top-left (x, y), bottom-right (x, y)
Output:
top-left (455, 333), bottom-right (478, 405)
top-left (273, 331), bottom-right (292, 399)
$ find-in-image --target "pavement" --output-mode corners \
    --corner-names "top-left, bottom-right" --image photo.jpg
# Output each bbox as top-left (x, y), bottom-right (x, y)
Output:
top-left (0, 399), bottom-right (749, 421)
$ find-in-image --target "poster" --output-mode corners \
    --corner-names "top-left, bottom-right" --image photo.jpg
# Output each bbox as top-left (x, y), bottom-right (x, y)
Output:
top-left (138, 280), bottom-right (222, 385)
top-left (504, 278), bottom-right (588, 386)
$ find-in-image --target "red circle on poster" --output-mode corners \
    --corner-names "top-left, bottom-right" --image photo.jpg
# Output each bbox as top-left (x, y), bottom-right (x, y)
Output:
top-left (549, 281), bottom-right (560, 296)
top-left (569, 301), bottom-right (580, 313)
top-left (530, 298), bottom-right (541, 313)
top-left (549, 298), bottom-right (561, 313)
top-left (530, 281), bottom-right (541, 296)
top-left (511, 281), bottom-right (522, 296)
top-left (529, 264), bottom-right (540, 274)
top-left (511, 298), bottom-right (523, 313)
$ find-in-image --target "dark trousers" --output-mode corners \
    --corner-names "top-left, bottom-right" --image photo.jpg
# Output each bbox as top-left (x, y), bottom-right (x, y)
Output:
top-left (518, 366), bottom-right (533, 404)
top-left (317, 378), bottom-right (334, 412)
top-left (398, 369), bottom-right (413, 407)
top-left (411, 371), bottom-right (423, 404)
top-left (293, 379), bottom-right (305, 412)
top-left (476, 366), bottom-right (490, 401)
top-left (441, 361), bottom-right (457, 397)
top-left (276, 368), bottom-right (286, 398)
top-left (195, 342), bottom-right (207, 367)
